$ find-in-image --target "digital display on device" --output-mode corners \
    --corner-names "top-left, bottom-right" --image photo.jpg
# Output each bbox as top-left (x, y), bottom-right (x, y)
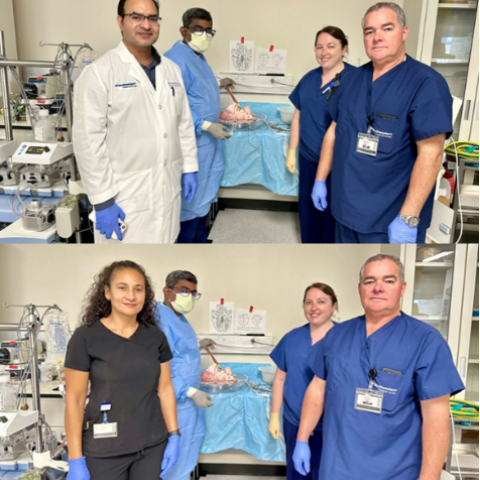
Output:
top-left (26, 147), bottom-right (45, 155)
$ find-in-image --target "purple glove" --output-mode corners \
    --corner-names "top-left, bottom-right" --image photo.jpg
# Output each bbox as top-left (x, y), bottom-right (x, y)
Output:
top-left (160, 434), bottom-right (181, 478)
top-left (67, 456), bottom-right (90, 480)
top-left (183, 173), bottom-right (198, 204)
top-left (388, 216), bottom-right (418, 243)
top-left (311, 180), bottom-right (328, 211)
top-left (293, 440), bottom-right (311, 476)
top-left (95, 203), bottom-right (126, 241)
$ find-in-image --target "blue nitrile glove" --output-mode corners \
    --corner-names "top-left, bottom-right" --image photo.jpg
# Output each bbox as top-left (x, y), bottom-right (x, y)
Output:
top-left (183, 173), bottom-right (198, 204)
top-left (311, 180), bottom-right (328, 211)
top-left (67, 456), bottom-right (90, 480)
top-left (160, 434), bottom-right (181, 479)
top-left (388, 216), bottom-right (418, 244)
top-left (95, 203), bottom-right (126, 241)
top-left (293, 440), bottom-right (311, 476)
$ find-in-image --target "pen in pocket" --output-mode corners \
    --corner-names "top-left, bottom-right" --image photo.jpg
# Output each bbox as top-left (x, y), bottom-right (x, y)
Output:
top-left (382, 368), bottom-right (403, 375)
top-left (377, 114), bottom-right (397, 120)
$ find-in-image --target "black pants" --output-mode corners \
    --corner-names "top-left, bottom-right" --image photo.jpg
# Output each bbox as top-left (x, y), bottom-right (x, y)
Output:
top-left (86, 441), bottom-right (167, 480)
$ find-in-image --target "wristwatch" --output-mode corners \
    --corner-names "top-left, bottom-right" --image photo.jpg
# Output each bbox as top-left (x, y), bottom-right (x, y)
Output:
top-left (399, 213), bottom-right (420, 228)
top-left (168, 429), bottom-right (182, 437)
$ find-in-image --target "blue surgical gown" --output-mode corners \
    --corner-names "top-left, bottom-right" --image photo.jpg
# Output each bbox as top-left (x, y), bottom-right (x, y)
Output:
top-left (270, 323), bottom-right (334, 431)
top-left (309, 312), bottom-right (464, 480)
top-left (156, 302), bottom-right (204, 480)
top-left (289, 63), bottom-right (355, 162)
top-left (164, 41), bottom-right (224, 222)
top-left (329, 56), bottom-right (453, 234)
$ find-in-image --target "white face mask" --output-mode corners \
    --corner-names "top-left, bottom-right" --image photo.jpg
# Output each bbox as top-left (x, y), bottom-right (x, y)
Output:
top-left (171, 292), bottom-right (195, 315)
top-left (188, 33), bottom-right (212, 54)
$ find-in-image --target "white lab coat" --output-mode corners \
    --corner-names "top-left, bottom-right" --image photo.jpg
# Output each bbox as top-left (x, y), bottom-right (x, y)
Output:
top-left (73, 41), bottom-right (198, 243)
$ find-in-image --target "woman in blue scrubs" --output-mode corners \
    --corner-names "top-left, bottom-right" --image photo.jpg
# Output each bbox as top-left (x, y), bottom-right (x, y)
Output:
top-left (287, 27), bottom-right (355, 243)
top-left (268, 283), bottom-right (338, 480)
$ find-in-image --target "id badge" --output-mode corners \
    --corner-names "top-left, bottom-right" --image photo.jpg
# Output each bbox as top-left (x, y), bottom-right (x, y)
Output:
top-left (357, 133), bottom-right (379, 157)
top-left (93, 422), bottom-right (118, 439)
top-left (355, 388), bottom-right (384, 414)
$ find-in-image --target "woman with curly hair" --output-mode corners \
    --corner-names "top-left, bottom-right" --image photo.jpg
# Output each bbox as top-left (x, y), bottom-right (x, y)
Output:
top-left (64, 260), bottom-right (180, 480)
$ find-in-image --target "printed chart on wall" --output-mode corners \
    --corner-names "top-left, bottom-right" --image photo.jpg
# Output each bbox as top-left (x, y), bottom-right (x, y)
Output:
top-left (235, 309), bottom-right (267, 335)
top-left (210, 301), bottom-right (235, 334)
top-left (255, 48), bottom-right (287, 75)
top-left (230, 39), bottom-right (255, 74)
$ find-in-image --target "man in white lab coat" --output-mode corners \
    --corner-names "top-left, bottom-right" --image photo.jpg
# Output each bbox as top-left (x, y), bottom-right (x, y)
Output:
top-left (73, 0), bottom-right (199, 243)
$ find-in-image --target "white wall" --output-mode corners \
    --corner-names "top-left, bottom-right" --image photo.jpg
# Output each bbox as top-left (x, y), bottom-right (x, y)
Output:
top-left (0, 244), bottom-right (391, 364)
top-left (0, 0), bottom-right (17, 59)
top-left (11, 0), bottom-right (404, 104)
top-left (0, 0), bottom-right (18, 98)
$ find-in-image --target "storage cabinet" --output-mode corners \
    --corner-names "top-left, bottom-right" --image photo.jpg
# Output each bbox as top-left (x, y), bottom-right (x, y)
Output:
top-left (402, 244), bottom-right (467, 362)
top-left (404, 0), bottom-right (479, 140)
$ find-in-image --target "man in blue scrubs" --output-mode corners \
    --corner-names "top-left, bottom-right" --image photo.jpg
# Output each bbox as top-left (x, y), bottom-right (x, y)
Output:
top-left (156, 271), bottom-right (215, 480)
top-left (165, 8), bottom-right (234, 243)
top-left (292, 254), bottom-right (464, 480)
top-left (311, 2), bottom-right (453, 243)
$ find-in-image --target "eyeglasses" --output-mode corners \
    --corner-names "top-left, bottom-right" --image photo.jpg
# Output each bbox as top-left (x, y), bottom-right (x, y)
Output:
top-left (188, 26), bottom-right (216, 38)
top-left (171, 288), bottom-right (202, 300)
top-left (123, 12), bottom-right (162, 24)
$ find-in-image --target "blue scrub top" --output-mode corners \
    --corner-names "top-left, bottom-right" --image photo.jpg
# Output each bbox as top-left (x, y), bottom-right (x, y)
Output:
top-left (309, 312), bottom-right (464, 480)
top-left (270, 323), bottom-right (334, 431)
top-left (289, 63), bottom-right (355, 162)
top-left (329, 56), bottom-right (453, 234)
top-left (139, 47), bottom-right (161, 88)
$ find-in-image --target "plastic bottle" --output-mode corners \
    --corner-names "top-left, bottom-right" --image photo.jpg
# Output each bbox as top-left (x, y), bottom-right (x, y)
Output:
top-left (0, 373), bottom-right (17, 411)
top-left (34, 110), bottom-right (55, 142)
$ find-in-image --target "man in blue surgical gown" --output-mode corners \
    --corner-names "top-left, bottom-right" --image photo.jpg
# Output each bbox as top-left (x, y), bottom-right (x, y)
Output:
top-left (165, 8), bottom-right (234, 243)
top-left (156, 270), bottom-right (216, 480)
top-left (293, 254), bottom-right (464, 480)
top-left (311, 2), bottom-right (453, 244)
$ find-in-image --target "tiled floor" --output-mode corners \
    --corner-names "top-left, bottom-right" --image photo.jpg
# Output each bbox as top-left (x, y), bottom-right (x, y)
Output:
top-left (208, 209), bottom-right (301, 243)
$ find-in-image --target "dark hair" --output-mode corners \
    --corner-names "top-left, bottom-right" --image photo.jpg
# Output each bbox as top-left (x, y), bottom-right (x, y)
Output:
top-left (315, 26), bottom-right (349, 53)
top-left (359, 254), bottom-right (404, 283)
top-left (303, 282), bottom-right (338, 306)
top-left (182, 7), bottom-right (212, 28)
top-left (81, 260), bottom-right (158, 327)
top-left (363, 3), bottom-right (406, 28)
top-left (118, 0), bottom-right (159, 16)
top-left (165, 270), bottom-right (198, 290)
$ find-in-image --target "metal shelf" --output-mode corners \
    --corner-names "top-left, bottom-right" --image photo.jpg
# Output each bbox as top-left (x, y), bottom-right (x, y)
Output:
top-left (416, 316), bottom-right (449, 322)
top-left (438, 3), bottom-right (478, 10)
top-left (432, 58), bottom-right (470, 65)
top-left (415, 261), bottom-right (454, 268)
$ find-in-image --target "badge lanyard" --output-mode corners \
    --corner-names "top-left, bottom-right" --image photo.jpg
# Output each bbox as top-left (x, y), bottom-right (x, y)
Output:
top-left (355, 368), bottom-right (384, 414)
top-left (93, 402), bottom-right (118, 439)
top-left (356, 88), bottom-right (379, 158)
